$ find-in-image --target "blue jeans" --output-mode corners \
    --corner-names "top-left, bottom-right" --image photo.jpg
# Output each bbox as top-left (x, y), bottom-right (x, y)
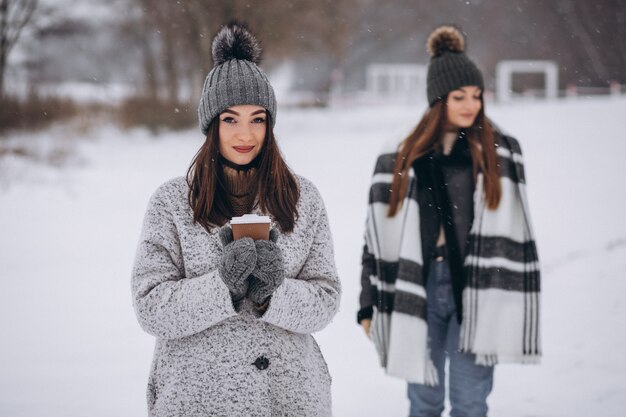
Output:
top-left (407, 259), bottom-right (494, 417)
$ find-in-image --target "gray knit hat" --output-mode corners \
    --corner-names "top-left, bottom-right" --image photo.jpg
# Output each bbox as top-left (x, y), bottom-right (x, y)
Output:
top-left (426, 26), bottom-right (484, 107)
top-left (198, 23), bottom-right (277, 135)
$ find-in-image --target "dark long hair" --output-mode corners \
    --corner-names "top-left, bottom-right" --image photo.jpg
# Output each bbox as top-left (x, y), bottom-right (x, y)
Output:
top-left (186, 113), bottom-right (300, 232)
top-left (387, 97), bottom-right (501, 217)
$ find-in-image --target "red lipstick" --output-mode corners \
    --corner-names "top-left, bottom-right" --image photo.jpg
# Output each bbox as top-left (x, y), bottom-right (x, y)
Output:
top-left (233, 146), bottom-right (254, 153)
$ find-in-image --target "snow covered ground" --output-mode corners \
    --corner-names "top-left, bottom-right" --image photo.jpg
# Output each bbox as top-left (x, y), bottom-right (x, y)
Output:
top-left (1, 96), bottom-right (625, 416)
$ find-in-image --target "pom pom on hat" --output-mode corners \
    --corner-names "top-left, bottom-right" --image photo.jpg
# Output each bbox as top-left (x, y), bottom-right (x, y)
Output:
top-left (212, 22), bottom-right (262, 66)
top-left (427, 25), bottom-right (465, 57)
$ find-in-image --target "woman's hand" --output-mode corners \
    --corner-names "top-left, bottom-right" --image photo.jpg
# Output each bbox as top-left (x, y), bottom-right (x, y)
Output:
top-left (361, 319), bottom-right (371, 337)
top-left (248, 229), bottom-right (285, 305)
top-left (218, 226), bottom-right (256, 301)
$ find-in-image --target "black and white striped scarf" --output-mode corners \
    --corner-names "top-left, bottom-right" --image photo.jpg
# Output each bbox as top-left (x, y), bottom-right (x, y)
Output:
top-left (364, 135), bottom-right (540, 385)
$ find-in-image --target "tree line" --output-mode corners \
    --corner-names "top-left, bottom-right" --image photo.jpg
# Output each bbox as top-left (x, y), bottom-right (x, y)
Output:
top-left (129, 0), bottom-right (357, 104)
top-left (1, 0), bottom-right (624, 130)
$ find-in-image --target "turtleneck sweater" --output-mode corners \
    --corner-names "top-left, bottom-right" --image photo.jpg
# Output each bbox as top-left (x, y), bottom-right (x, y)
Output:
top-left (218, 156), bottom-right (259, 217)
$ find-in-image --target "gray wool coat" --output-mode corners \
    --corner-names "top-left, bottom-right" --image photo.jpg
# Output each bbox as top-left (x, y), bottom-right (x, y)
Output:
top-left (132, 176), bottom-right (341, 417)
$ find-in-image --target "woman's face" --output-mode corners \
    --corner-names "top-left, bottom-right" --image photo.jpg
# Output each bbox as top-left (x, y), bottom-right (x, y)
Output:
top-left (218, 105), bottom-right (267, 165)
top-left (445, 86), bottom-right (482, 129)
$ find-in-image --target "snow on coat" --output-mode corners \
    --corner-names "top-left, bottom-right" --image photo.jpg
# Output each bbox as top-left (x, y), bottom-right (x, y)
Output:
top-left (132, 175), bottom-right (341, 417)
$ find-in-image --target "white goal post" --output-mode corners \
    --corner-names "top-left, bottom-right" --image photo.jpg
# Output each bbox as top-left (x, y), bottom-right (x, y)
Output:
top-left (496, 60), bottom-right (559, 102)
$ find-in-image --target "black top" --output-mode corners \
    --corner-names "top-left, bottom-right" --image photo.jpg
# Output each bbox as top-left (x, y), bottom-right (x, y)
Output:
top-left (413, 131), bottom-right (475, 323)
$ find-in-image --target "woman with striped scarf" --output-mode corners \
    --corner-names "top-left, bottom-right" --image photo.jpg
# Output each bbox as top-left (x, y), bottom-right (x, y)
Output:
top-left (357, 26), bottom-right (540, 417)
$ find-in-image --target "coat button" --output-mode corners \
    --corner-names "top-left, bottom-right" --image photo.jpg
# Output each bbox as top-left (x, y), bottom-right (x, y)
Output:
top-left (253, 356), bottom-right (269, 370)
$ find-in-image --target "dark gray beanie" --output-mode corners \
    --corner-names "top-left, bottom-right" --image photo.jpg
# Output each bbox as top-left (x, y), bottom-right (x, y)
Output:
top-left (426, 26), bottom-right (484, 107)
top-left (198, 23), bottom-right (277, 135)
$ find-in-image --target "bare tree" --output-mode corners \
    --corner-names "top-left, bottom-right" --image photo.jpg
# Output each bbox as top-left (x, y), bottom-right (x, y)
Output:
top-left (0, 0), bottom-right (37, 97)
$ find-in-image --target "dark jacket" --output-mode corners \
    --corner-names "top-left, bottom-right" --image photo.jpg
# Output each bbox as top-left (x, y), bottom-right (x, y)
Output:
top-left (358, 131), bottom-right (474, 324)
top-left (414, 131), bottom-right (474, 323)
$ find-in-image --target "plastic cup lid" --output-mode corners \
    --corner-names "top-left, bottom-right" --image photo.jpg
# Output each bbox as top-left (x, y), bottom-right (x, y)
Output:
top-left (230, 214), bottom-right (271, 224)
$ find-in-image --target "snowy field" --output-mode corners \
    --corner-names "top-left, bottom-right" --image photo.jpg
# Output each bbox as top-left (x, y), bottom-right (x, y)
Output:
top-left (1, 96), bottom-right (626, 416)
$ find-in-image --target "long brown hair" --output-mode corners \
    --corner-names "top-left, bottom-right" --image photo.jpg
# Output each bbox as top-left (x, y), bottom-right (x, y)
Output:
top-left (387, 97), bottom-right (501, 217)
top-left (186, 113), bottom-right (300, 232)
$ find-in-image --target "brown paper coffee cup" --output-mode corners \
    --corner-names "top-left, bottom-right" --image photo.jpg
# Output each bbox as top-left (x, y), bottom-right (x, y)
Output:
top-left (230, 214), bottom-right (271, 240)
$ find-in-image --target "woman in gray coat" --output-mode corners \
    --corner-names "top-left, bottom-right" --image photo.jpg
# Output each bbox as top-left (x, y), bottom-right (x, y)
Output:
top-left (132, 22), bottom-right (341, 417)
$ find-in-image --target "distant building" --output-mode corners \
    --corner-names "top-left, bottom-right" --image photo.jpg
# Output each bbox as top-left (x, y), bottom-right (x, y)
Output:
top-left (365, 63), bottom-right (427, 104)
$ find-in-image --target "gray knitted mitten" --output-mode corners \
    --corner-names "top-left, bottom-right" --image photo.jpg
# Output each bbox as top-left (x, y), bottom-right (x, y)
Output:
top-left (218, 226), bottom-right (256, 301)
top-left (248, 229), bottom-right (285, 305)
